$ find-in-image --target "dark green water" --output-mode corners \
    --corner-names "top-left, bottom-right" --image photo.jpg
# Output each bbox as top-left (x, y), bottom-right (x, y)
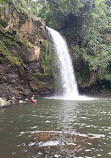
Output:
top-left (0, 98), bottom-right (111, 158)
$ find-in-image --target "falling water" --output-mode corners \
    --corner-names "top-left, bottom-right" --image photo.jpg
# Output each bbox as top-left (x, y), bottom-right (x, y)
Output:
top-left (47, 27), bottom-right (79, 98)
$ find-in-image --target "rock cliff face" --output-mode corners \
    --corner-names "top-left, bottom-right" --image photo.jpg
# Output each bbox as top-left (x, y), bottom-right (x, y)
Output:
top-left (0, 0), bottom-right (54, 103)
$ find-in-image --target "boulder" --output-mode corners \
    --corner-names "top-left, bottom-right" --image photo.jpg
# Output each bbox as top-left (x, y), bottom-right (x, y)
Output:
top-left (0, 97), bottom-right (9, 108)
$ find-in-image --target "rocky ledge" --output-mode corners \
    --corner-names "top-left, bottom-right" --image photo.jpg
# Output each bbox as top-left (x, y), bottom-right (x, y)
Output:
top-left (0, 0), bottom-right (54, 105)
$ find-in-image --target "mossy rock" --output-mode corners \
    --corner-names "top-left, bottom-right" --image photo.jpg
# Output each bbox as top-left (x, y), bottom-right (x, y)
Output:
top-left (31, 80), bottom-right (55, 94)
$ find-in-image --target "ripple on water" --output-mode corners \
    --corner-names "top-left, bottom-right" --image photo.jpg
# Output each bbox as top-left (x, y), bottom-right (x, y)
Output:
top-left (30, 126), bottom-right (38, 129)
top-left (29, 130), bottom-right (105, 157)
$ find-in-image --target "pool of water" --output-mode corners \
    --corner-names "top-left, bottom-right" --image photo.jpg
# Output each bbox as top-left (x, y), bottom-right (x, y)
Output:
top-left (0, 97), bottom-right (111, 157)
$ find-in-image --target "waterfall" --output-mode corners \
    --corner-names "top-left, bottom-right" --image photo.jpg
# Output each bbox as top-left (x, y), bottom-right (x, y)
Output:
top-left (47, 27), bottom-right (79, 98)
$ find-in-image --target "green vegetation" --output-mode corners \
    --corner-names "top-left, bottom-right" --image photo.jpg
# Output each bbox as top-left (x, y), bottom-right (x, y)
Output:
top-left (39, 39), bottom-right (55, 90)
top-left (0, 0), bottom-right (56, 95)
top-left (1, 0), bottom-right (111, 94)
top-left (0, 0), bottom-right (33, 66)
top-left (73, 0), bottom-right (111, 88)
top-left (26, 0), bottom-right (111, 93)
top-left (0, 29), bottom-right (23, 66)
top-left (24, 37), bottom-right (56, 93)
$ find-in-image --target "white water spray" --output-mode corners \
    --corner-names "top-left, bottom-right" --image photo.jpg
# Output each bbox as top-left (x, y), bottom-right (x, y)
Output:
top-left (47, 27), bottom-right (96, 101)
top-left (47, 27), bottom-right (79, 97)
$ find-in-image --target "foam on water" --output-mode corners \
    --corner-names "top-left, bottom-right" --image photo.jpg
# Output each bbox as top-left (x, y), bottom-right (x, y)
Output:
top-left (45, 95), bottom-right (97, 101)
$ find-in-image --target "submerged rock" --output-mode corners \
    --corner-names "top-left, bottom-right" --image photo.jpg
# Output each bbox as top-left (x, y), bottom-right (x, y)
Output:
top-left (32, 130), bottom-right (99, 157)
top-left (19, 100), bottom-right (26, 104)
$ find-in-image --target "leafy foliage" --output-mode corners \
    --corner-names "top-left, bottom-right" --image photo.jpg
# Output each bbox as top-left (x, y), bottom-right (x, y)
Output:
top-left (75, 0), bottom-right (111, 84)
top-left (25, 0), bottom-right (111, 92)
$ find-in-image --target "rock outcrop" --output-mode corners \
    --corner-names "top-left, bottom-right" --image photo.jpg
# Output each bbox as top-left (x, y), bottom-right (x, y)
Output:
top-left (0, 0), bottom-right (54, 104)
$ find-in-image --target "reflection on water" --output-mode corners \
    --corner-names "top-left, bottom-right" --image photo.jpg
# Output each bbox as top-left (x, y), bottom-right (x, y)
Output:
top-left (0, 98), bottom-right (111, 157)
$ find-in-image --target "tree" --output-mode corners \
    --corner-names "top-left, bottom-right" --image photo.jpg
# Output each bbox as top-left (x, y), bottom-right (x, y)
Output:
top-left (74, 0), bottom-right (111, 87)
top-left (24, 0), bottom-right (111, 90)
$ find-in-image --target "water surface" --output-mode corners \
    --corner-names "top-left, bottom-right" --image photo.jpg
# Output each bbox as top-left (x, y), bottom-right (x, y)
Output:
top-left (0, 98), bottom-right (111, 157)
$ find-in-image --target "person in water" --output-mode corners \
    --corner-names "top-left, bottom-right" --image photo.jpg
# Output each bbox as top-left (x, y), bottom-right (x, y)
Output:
top-left (31, 95), bottom-right (36, 103)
